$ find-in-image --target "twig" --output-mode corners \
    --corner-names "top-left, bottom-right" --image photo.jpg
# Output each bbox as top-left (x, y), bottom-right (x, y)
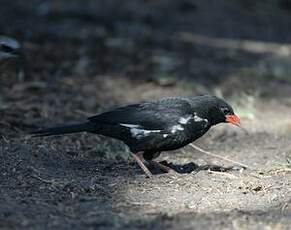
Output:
top-left (268, 168), bottom-right (291, 175)
top-left (1, 135), bottom-right (10, 144)
top-left (74, 109), bottom-right (94, 117)
top-left (180, 32), bottom-right (291, 56)
top-left (31, 174), bottom-right (56, 184)
top-left (281, 203), bottom-right (289, 215)
top-left (29, 166), bottom-right (57, 184)
top-left (208, 170), bottom-right (238, 179)
top-left (189, 144), bottom-right (250, 169)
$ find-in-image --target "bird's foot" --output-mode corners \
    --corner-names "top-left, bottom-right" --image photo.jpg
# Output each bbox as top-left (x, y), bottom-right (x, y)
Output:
top-left (131, 153), bottom-right (153, 178)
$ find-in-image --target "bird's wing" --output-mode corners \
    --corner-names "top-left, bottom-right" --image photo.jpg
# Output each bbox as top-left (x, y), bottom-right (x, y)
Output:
top-left (88, 98), bottom-right (193, 130)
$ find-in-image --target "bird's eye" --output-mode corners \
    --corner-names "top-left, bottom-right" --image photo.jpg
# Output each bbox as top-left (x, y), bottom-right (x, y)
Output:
top-left (221, 107), bottom-right (230, 115)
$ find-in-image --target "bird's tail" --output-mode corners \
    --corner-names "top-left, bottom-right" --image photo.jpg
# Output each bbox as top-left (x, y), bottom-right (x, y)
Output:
top-left (30, 122), bottom-right (93, 137)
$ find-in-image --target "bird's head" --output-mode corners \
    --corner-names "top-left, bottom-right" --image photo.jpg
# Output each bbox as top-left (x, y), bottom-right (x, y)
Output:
top-left (208, 96), bottom-right (240, 127)
top-left (192, 95), bottom-right (240, 127)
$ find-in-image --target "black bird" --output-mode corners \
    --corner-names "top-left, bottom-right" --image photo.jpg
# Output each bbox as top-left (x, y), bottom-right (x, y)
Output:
top-left (31, 95), bottom-right (240, 178)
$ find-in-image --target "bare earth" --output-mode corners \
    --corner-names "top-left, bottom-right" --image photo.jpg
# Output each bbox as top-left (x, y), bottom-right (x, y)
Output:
top-left (1, 0), bottom-right (291, 229)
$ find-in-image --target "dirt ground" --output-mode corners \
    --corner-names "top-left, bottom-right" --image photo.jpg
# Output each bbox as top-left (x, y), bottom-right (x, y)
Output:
top-left (1, 0), bottom-right (291, 229)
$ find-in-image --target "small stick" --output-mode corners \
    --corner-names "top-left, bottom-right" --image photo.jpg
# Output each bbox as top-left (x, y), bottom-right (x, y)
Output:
top-left (189, 144), bottom-right (249, 169)
top-left (208, 170), bottom-right (238, 179)
top-left (32, 174), bottom-right (56, 184)
top-left (74, 109), bottom-right (94, 117)
top-left (239, 126), bottom-right (249, 135)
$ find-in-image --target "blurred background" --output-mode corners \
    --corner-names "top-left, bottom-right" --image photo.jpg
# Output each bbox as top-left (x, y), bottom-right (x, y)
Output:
top-left (1, 0), bottom-right (291, 135)
top-left (1, 1), bottom-right (291, 229)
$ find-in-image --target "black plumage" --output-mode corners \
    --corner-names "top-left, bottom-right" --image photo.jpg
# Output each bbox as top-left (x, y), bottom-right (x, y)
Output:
top-left (31, 95), bottom-right (240, 177)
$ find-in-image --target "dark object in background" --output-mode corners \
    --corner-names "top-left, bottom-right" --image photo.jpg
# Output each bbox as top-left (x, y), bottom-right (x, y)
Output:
top-left (31, 95), bottom-right (240, 178)
top-left (0, 36), bottom-right (23, 79)
top-left (178, 0), bottom-right (197, 12)
top-left (279, 0), bottom-right (291, 10)
top-left (0, 36), bottom-right (20, 62)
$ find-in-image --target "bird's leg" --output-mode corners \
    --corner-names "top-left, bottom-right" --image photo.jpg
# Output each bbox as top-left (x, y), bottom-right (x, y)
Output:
top-left (130, 153), bottom-right (153, 178)
top-left (149, 160), bottom-right (178, 174)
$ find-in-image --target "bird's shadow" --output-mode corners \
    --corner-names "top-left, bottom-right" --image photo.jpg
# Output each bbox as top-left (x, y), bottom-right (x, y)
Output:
top-left (149, 160), bottom-right (246, 175)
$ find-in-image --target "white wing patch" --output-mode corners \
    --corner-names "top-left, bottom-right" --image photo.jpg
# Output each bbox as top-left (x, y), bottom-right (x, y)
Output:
top-left (171, 113), bottom-right (208, 134)
top-left (178, 115), bottom-right (192, 124)
top-left (120, 123), bottom-right (161, 140)
top-left (120, 112), bottom-right (209, 139)
top-left (193, 113), bottom-right (208, 123)
top-left (171, 124), bottom-right (184, 133)
top-left (120, 123), bottom-right (140, 128)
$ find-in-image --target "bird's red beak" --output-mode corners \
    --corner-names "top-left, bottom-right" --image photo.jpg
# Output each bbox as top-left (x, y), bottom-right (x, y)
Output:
top-left (225, 114), bottom-right (241, 127)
